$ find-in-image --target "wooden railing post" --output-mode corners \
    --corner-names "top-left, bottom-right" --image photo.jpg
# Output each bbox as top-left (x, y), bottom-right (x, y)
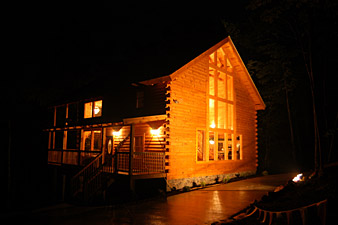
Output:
top-left (129, 124), bottom-right (135, 176)
top-left (129, 124), bottom-right (135, 192)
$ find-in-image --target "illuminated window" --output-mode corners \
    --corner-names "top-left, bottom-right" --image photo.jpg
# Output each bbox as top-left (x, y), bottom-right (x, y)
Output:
top-left (84, 100), bottom-right (102, 118)
top-left (218, 72), bottom-right (226, 99)
top-left (205, 47), bottom-right (239, 162)
top-left (84, 102), bottom-right (92, 118)
top-left (209, 68), bottom-right (215, 96)
top-left (227, 75), bottom-right (233, 101)
top-left (218, 101), bottom-right (226, 129)
top-left (209, 52), bottom-right (215, 64)
top-left (197, 130), bottom-right (205, 161)
top-left (235, 135), bottom-right (242, 160)
top-left (209, 99), bottom-right (215, 128)
top-left (93, 130), bottom-right (102, 150)
top-left (217, 133), bottom-right (225, 160)
top-left (208, 49), bottom-right (233, 130)
top-left (94, 101), bottom-right (102, 117)
top-left (83, 131), bottom-right (92, 150)
top-left (82, 130), bottom-right (102, 151)
top-left (209, 131), bottom-right (215, 161)
top-left (227, 104), bottom-right (233, 130)
top-left (227, 133), bottom-right (233, 160)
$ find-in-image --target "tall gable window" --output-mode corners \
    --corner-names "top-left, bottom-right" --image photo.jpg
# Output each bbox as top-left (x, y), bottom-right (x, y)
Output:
top-left (84, 100), bottom-right (102, 118)
top-left (208, 50), bottom-right (233, 130)
top-left (196, 46), bottom-right (240, 162)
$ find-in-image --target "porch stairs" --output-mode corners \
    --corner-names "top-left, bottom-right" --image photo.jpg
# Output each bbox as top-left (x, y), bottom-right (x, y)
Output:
top-left (70, 134), bottom-right (130, 203)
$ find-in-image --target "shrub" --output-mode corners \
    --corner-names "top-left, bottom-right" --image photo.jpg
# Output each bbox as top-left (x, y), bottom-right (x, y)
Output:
top-left (222, 176), bottom-right (230, 184)
top-left (183, 186), bottom-right (191, 192)
top-left (262, 170), bottom-right (269, 176)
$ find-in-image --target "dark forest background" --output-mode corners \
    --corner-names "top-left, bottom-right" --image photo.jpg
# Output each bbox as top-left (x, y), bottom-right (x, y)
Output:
top-left (2, 0), bottom-right (337, 211)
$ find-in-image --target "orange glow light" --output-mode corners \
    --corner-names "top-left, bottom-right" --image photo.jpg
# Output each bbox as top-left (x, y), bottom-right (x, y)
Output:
top-left (150, 128), bottom-right (161, 136)
top-left (113, 131), bottom-right (120, 136)
top-left (292, 173), bottom-right (303, 182)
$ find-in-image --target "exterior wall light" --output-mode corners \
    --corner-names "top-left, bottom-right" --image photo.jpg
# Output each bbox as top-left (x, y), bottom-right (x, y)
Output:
top-left (112, 126), bottom-right (122, 136)
top-left (113, 131), bottom-right (120, 136)
top-left (150, 128), bottom-right (161, 136)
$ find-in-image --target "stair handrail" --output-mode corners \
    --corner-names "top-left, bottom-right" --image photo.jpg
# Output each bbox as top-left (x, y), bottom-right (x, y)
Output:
top-left (71, 153), bottom-right (103, 196)
top-left (71, 132), bottom-right (131, 199)
top-left (72, 153), bottom-right (103, 179)
top-left (115, 133), bottom-right (130, 152)
top-left (114, 133), bottom-right (130, 173)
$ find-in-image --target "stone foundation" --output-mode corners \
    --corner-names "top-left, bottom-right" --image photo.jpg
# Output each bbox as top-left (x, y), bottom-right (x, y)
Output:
top-left (167, 171), bottom-right (256, 191)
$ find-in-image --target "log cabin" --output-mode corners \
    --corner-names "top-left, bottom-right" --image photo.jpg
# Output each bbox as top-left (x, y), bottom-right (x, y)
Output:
top-left (44, 36), bottom-right (265, 200)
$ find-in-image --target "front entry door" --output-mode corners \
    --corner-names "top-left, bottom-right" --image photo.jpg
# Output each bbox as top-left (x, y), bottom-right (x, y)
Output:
top-left (105, 136), bottom-right (114, 169)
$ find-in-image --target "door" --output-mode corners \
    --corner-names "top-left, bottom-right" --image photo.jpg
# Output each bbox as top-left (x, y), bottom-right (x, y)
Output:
top-left (105, 136), bottom-right (114, 169)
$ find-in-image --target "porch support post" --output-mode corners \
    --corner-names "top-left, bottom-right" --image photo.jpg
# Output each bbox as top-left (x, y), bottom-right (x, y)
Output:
top-left (129, 124), bottom-right (135, 191)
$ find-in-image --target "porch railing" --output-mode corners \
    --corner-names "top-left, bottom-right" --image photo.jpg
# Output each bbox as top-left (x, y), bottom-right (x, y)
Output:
top-left (116, 152), bottom-right (165, 174)
top-left (47, 149), bottom-right (100, 166)
top-left (71, 153), bottom-right (103, 199)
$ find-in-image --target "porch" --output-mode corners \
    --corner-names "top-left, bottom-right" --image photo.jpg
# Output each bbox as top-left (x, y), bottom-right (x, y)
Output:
top-left (48, 150), bottom-right (166, 175)
top-left (70, 151), bottom-right (166, 202)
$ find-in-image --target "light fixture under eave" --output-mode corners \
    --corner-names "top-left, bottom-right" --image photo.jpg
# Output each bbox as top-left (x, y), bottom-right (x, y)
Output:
top-left (112, 126), bottom-right (122, 137)
top-left (150, 128), bottom-right (161, 136)
top-left (113, 131), bottom-right (121, 136)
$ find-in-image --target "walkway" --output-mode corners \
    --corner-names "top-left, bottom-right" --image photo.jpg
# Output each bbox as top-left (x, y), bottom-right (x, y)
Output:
top-left (8, 173), bottom-right (296, 225)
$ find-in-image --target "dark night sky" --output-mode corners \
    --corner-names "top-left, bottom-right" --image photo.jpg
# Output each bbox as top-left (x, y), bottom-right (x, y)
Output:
top-left (18, 2), bottom-right (249, 105)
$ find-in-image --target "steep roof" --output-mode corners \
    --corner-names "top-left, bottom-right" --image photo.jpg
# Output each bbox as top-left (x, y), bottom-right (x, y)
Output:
top-left (140, 36), bottom-right (265, 110)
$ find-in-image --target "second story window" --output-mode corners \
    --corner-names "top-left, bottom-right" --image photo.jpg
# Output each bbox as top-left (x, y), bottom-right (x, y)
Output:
top-left (84, 100), bottom-right (102, 118)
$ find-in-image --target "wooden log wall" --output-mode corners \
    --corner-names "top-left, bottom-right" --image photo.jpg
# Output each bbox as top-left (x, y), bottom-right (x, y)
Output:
top-left (166, 51), bottom-right (258, 181)
top-left (113, 124), bottom-right (165, 153)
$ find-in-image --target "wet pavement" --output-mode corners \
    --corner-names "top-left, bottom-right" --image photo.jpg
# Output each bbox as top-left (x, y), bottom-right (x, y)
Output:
top-left (6, 173), bottom-right (296, 225)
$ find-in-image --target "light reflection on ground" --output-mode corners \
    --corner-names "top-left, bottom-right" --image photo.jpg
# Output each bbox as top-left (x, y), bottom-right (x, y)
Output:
top-left (11, 173), bottom-right (295, 225)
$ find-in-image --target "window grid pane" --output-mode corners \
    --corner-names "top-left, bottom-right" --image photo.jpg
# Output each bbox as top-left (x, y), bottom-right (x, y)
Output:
top-left (197, 130), bottom-right (205, 161)
top-left (227, 75), bottom-right (233, 101)
top-left (93, 100), bottom-right (102, 117)
top-left (218, 133), bottom-right (225, 160)
top-left (218, 101), bottom-right (226, 129)
top-left (218, 72), bottom-right (226, 99)
top-left (84, 102), bottom-right (93, 118)
top-left (209, 131), bottom-right (215, 161)
top-left (209, 99), bottom-right (215, 128)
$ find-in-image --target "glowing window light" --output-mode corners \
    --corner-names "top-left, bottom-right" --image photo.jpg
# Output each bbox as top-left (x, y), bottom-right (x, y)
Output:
top-left (209, 140), bottom-right (215, 145)
top-left (94, 106), bottom-right (100, 115)
top-left (210, 123), bottom-right (216, 129)
top-left (93, 100), bottom-right (102, 117)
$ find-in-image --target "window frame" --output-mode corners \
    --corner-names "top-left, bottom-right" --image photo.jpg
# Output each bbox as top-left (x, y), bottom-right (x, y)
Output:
top-left (81, 129), bottom-right (103, 151)
top-left (203, 47), bottom-right (240, 162)
top-left (196, 128), bottom-right (206, 162)
top-left (84, 100), bottom-right (103, 119)
top-left (134, 134), bottom-right (145, 152)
